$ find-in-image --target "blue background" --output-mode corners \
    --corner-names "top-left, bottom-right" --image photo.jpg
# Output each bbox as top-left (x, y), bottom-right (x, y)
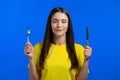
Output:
top-left (0, 0), bottom-right (120, 80)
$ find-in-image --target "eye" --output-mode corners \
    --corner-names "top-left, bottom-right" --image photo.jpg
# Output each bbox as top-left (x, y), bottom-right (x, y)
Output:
top-left (62, 19), bottom-right (67, 23)
top-left (62, 21), bottom-right (66, 23)
top-left (52, 19), bottom-right (58, 23)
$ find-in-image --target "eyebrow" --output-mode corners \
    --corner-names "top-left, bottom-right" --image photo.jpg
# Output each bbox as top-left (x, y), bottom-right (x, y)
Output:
top-left (52, 19), bottom-right (58, 21)
top-left (52, 18), bottom-right (68, 21)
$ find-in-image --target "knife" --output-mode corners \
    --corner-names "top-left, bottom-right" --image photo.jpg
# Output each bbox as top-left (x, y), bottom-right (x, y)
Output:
top-left (86, 25), bottom-right (89, 46)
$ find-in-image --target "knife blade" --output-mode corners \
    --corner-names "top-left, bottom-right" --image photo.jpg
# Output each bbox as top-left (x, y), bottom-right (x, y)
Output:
top-left (86, 25), bottom-right (89, 46)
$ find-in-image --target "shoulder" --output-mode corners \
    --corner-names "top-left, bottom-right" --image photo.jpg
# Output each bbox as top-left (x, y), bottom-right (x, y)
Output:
top-left (74, 43), bottom-right (84, 58)
top-left (74, 43), bottom-right (84, 67)
top-left (34, 42), bottom-right (43, 49)
top-left (33, 42), bottom-right (43, 70)
top-left (34, 42), bottom-right (43, 54)
top-left (74, 43), bottom-right (84, 50)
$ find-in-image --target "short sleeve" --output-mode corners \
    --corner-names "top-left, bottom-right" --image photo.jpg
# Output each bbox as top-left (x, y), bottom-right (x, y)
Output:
top-left (28, 42), bottom-right (43, 70)
top-left (34, 42), bottom-right (43, 70)
top-left (75, 43), bottom-right (90, 73)
top-left (75, 43), bottom-right (84, 68)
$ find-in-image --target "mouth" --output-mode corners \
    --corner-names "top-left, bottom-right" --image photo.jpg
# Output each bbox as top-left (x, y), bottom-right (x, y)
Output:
top-left (56, 29), bottom-right (63, 31)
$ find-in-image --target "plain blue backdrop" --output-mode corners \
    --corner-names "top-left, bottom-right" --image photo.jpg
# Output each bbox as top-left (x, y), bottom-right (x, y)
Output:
top-left (0, 0), bottom-right (120, 80)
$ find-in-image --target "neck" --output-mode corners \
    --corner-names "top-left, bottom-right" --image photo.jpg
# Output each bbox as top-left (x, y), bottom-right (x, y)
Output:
top-left (53, 35), bottom-right (66, 46)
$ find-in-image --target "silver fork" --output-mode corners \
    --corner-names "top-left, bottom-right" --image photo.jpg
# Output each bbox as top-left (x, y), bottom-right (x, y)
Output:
top-left (27, 27), bottom-right (30, 42)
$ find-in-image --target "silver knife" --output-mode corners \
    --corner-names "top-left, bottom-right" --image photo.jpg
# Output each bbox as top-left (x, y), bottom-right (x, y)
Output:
top-left (86, 25), bottom-right (89, 46)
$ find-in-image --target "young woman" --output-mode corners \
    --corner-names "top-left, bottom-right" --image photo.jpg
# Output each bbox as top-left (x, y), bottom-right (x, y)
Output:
top-left (24, 7), bottom-right (92, 80)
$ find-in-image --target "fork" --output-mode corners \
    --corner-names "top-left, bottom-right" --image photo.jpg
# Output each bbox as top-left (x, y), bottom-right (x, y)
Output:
top-left (27, 27), bottom-right (30, 42)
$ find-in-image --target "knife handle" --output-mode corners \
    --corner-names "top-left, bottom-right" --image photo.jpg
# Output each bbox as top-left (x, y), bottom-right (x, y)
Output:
top-left (86, 40), bottom-right (89, 46)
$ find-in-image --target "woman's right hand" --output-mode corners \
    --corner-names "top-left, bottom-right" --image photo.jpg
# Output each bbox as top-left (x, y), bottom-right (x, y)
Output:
top-left (24, 42), bottom-right (34, 59)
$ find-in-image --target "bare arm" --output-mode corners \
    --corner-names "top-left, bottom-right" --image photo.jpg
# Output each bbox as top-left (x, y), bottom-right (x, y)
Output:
top-left (24, 42), bottom-right (40, 80)
top-left (29, 58), bottom-right (40, 80)
top-left (76, 46), bottom-right (92, 80)
top-left (76, 60), bottom-right (89, 80)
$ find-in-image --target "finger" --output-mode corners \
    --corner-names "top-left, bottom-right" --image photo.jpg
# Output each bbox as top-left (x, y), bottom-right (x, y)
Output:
top-left (26, 45), bottom-right (33, 50)
top-left (26, 43), bottom-right (31, 47)
top-left (85, 46), bottom-right (91, 49)
top-left (84, 49), bottom-right (92, 54)
top-left (24, 46), bottom-right (32, 53)
top-left (85, 47), bottom-right (92, 51)
top-left (85, 50), bottom-right (92, 55)
top-left (26, 45), bottom-right (31, 49)
top-left (84, 52), bottom-right (91, 57)
top-left (84, 49), bottom-right (89, 51)
top-left (84, 52), bottom-right (91, 55)
top-left (26, 42), bottom-right (33, 46)
top-left (25, 49), bottom-right (32, 54)
top-left (25, 51), bottom-right (32, 57)
top-left (84, 48), bottom-right (92, 52)
top-left (84, 51), bottom-right (92, 55)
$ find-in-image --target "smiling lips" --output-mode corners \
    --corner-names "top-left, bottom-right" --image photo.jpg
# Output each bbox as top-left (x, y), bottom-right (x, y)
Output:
top-left (55, 29), bottom-right (63, 31)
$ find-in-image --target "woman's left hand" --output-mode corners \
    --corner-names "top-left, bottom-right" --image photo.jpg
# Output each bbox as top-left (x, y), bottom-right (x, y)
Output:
top-left (84, 46), bottom-right (92, 61)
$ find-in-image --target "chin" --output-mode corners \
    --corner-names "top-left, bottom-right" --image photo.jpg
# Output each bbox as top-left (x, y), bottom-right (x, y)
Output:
top-left (55, 33), bottom-right (65, 37)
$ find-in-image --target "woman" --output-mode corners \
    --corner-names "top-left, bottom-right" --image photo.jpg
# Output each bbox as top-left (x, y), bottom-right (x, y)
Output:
top-left (24, 7), bottom-right (92, 80)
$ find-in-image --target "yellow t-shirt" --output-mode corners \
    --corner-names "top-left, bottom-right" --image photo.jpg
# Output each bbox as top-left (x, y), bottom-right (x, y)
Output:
top-left (33, 42), bottom-right (84, 80)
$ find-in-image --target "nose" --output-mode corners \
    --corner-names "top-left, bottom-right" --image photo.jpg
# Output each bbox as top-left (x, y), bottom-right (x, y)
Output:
top-left (57, 21), bottom-right (62, 27)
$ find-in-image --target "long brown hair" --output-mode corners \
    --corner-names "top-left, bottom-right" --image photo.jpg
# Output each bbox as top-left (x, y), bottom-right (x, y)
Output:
top-left (40, 7), bottom-right (78, 69)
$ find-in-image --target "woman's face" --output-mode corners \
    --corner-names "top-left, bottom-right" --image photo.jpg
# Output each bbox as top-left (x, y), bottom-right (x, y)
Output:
top-left (51, 12), bottom-right (68, 37)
